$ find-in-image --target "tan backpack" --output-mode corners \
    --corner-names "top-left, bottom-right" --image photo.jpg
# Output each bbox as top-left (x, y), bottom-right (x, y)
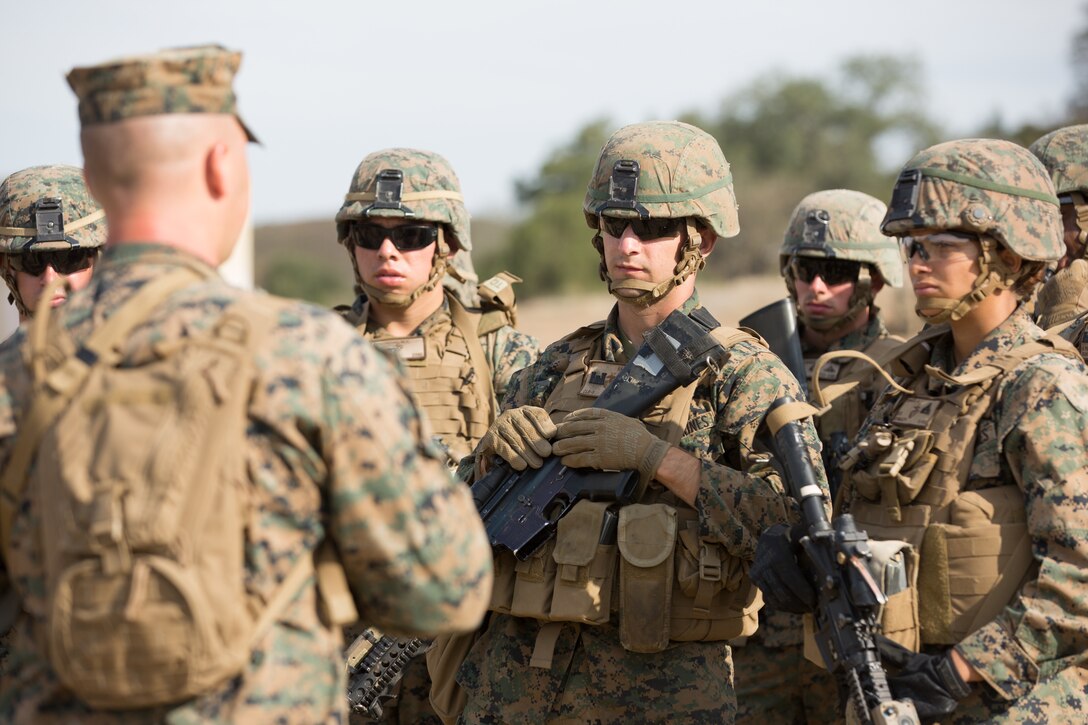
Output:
top-left (0, 267), bottom-right (312, 709)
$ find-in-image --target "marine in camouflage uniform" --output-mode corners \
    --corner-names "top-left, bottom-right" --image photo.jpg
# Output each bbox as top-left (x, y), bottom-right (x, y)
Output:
top-left (1031, 125), bottom-right (1088, 358)
top-left (455, 121), bottom-right (829, 724)
top-left (734, 190), bottom-right (905, 724)
top-left (0, 166), bottom-right (107, 672)
top-left (0, 165), bottom-right (106, 322)
top-left (333, 149), bottom-right (538, 724)
top-left (826, 140), bottom-right (1088, 722)
top-left (0, 46), bottom-right (492, 724)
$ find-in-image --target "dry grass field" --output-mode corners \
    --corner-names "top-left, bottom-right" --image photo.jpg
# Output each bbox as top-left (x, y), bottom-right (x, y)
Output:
top-left (515, 275), bottom-right (921, 345)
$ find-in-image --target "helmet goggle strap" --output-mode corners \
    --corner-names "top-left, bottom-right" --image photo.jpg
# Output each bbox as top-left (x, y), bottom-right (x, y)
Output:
top-left (914, 235), bottom-right (1017, 323)
top-left (355, 225), bottom-right (450, 308)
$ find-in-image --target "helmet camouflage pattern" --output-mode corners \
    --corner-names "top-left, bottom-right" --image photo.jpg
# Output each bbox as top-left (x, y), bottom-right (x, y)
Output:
top-left (582, 121), bottom-right (739, 238)
top-left (0, 164), bottom-right (106, 254)
top-left (780, 189), bottom-right (904, 288)
top-left (335, 147), bottom-right (470, 252)
top-left (1029, 124), bottom-right (1088, 196)
top-left (881, 138), bottom-right (1063, 262)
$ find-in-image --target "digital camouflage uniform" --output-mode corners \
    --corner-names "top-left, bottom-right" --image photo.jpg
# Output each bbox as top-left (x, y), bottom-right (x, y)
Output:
top-left (841, 139), bottom-right (1088, 722)
top-left (334, 149), bottom-right (538, 724)
top-left (735, 189), bottom-right (904, 725)
top-left (456, 121), bottom-right (829, 724)
top-left (0, 47), bottom-right (493, 724)
top-left (0, 166), bottom-right (107, 672)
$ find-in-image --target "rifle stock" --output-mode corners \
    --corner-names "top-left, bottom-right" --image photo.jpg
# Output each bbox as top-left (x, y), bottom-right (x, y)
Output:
top-left (767, 396), bottom-right (919, 725)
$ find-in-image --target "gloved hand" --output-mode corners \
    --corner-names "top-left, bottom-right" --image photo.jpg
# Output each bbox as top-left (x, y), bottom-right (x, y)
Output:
top-left (750, 523), bottom-right (817, 614)
top-left (877, 636), bottom-right (972, 720)
top-left (552, 408), bottom-right (670, 489)
top-left (476, 406), bottom-right (557, 471)
top-left (1036, 258), bottom-right (1088, 329)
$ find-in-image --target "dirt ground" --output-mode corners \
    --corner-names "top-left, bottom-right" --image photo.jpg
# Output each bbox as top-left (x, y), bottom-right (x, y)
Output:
top-left (515, 275), bottom-right (921, 345)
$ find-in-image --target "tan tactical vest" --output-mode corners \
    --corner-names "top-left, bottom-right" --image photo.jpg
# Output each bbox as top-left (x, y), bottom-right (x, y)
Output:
top-left (840, 324), bottom-right (1079, 647)
top-left (345, 291), bottom-right (502, 464)
top-left (1051, 314), bottom-right (1088, 362)
top-left (806, 334), bottom-right (903, 450)
top-left (487, 321), bottom-right (764, 665)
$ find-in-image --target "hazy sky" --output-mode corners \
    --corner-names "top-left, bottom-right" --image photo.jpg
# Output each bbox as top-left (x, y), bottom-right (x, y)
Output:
top-left (2, 0), bottom-right (1081, 224)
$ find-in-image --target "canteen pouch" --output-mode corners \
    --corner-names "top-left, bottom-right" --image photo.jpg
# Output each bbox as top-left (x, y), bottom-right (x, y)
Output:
top-left (917, 485), bottom-right (1033, 644)
top-left (549, 500), bottom-right (616, 624)
top-left (617, 503), bottom-right (676, 653)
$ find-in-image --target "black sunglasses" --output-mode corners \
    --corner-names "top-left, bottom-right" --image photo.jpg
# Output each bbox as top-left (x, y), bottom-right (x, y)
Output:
top-left (348, 223), bottom-right (439, 252)
top-left (9, 247), bottom-right (98, 276)
top-left (789, 257), bottom-right (861, 286)
top-left (599, 216), bottom-right (686, 240)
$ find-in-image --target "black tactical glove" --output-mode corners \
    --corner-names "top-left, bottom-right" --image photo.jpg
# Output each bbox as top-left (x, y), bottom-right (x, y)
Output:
top-left (877, 635), bottom-right (972, 720)
top-left (750, 523), bottom-right (817, 614)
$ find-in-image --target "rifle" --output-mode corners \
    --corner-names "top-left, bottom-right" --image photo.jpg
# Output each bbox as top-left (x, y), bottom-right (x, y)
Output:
top-left (739, 297), bottom-right (807, 398)
top-left (765, 396), bottom-right (919, 725)
top-left (346, 306), bottom-right (729, 715)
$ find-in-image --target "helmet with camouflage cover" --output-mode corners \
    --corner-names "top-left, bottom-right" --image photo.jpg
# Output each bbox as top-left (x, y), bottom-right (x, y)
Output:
top-left (1029, 124), bottom-right (1088, 261)
top-left (881, 138), bottom-right (1062, 323)
top-left (0, 164), bottom-right (106, 317)
top-left (780, 189), bottom-right (903, 332)
top-left (335, 148), bottom-right (470, 306)
top-left (582, 121), bottom-right (739, 306)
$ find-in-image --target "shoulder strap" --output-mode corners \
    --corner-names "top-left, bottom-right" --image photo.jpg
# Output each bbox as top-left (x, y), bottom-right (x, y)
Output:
top-left (0, 267), bottom-right (204, 565)
top-left (447, 294), bottom-right (497, 426)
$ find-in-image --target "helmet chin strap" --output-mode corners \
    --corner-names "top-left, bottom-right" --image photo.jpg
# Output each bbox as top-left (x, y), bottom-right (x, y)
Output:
top-left (595, 220), bottom-right (706, 307)
top-left (913, 236), bottom-right (1017, 324)
top-left (352, 226), bottom-right (451, 308)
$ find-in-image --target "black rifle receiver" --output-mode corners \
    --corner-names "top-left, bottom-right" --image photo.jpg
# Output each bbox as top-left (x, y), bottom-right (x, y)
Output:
top-left (766, 396), bottom-right (919, 725)
top-left (471, 306), bottom-right (729, 559)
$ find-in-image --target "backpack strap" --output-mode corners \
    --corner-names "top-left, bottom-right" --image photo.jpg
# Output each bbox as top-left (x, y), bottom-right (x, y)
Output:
top-left (0, 267), bottom-right (203, 566)
top-left (447, 294), bottom-right (497, 427)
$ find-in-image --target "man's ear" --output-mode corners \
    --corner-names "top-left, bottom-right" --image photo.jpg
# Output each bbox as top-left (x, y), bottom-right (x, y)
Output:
top-left (205, 142), bottom-right (230, 199)
top-left (699, 227), bottom-right (718, 257)
top-left (998, 246), bottom-right (1023, 273)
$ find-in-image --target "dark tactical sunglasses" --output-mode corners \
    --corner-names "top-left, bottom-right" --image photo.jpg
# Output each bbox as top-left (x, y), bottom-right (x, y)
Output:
top-left (348, 222), bottom-right (439, 252)
top-left (789, 257), bottom-right (862, 286)
top-left (599, 215), bottom-right (686, 240)
top-left (9, 247), bottom-right (98, 276)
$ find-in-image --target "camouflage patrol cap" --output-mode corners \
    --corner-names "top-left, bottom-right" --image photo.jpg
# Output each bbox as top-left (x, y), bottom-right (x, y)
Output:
top-left (582, 121), bottom-right (740, 239)
top-left (1029, 125), bottom-right (1088, 195)
top-left (0, 165), bottom-right (106, 254)
top-left (336, 148), bottom-right (471, 252)
top-left (780, 189), bottom-right (903, 287)
top-left (881, 138), bottom-right (1063, 261)
top-left (66, 45), bottom-right (258, 142)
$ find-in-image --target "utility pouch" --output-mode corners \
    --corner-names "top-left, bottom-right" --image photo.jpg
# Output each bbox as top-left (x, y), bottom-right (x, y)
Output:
top-left (617, 503), bottom-right (676, 653)
top-left (549, 500), bottom-right (616, 624)
top-left (509, 539), bottom-right (557, 619)
top-left (670, 512), bottom-right (761, 641)
top-left (917, 485), bottom-right (1032, 645)
top-left (866, 539), bottom-right (920, 651)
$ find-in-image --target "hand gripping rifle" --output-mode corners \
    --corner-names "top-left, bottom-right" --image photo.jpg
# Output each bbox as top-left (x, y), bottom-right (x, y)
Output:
top-left (764, 397), bottom-right (919, 725)
top-left (346, 306), bottom-right (729, 716)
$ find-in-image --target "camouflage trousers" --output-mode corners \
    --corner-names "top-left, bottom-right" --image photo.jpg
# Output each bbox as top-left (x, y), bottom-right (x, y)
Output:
top-left (458, 614), bottom-right (736, 724)
top-left (732, 639), bottom-right (841, 724)
top-left (349, 653), bottom-right (442, 725)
